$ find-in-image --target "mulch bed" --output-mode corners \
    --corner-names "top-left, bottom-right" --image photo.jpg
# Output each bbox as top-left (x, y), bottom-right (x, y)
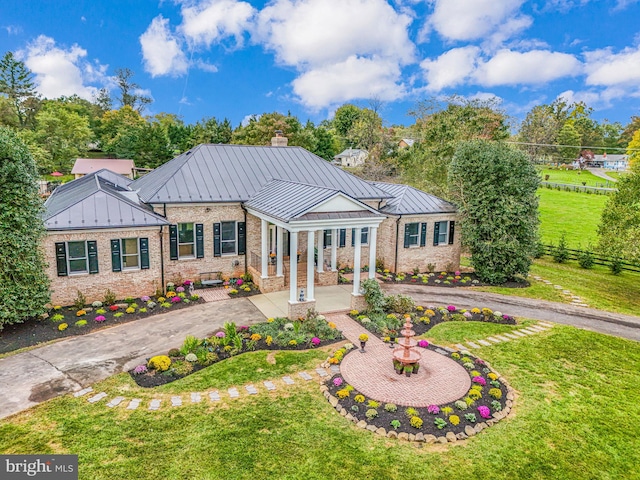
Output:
top-left (326, 347), bottom-right (509, 437)
top-left (0, 297), bottom-right (204, 355)
top-left (380, 271), bottom-right (530, 288)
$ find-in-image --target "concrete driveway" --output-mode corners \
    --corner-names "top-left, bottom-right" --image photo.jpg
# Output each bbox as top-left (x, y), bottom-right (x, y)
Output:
top-left (0, 298), bottom-right (266, 420)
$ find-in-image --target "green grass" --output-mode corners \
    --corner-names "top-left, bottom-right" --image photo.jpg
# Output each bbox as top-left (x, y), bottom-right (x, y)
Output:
top-left (537, 187), bottom-right (608, 248)
top-left (42, 174), bottom-right (74, 183)
top-left (476, 258), bottom-right (640, 316)
top-left (1, 327), bottom-right (638, 479)
top-left (422, 319), bottom-right (535, 345)
top-left (539, 168), bottom-right (607, 186)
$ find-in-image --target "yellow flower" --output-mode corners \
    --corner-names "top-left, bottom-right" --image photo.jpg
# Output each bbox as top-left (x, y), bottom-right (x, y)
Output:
top-left (53, 305), bottom-right (62, 310)
top-left (350, 310), bottom-right (359, 316)
top-left (76, 310), bottom-right (86, 317)
top-left (267, 317), bottom-right (275, 323)
top-left (289, 340), bottom-right (297, 346)
top-left (328, 322), bottom-right (336, 329)
top-left (265, 335), bottom-right (273, 346)
top-left (359, 333), bottom-right (369, 342)
top-left (328, 357), bottom-right (339, 365)
top-left (471, 308), bottom-right (481, 314)
top-left (58, 323), bottom-right (68, 331)
top-left (416, 306), bottom-right (424, 311)
top-left (250, 333), bottom-right (262, 341)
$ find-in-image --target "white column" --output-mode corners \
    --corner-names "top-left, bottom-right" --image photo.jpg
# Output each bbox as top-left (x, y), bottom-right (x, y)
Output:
top-left (289, 231), bottom-right (298, 303)
top-left (261, 219), bottom-right (269, 278)
top-left (353, 227), bottom-right (362, 295)
top-left (276, 226), bottom-right (284, 277)
top-left (316, 229), bottom-right (324, 272)
top-left (307, 230), bottom-right (315, 301)
top-left (331, 228), bottom-right (338, 271)
top-left (368, 226), bottom-right (377, 279)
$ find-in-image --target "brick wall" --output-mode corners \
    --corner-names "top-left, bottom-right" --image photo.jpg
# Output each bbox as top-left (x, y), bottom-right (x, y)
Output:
top-left (46, 227), bottom-right (163, 306)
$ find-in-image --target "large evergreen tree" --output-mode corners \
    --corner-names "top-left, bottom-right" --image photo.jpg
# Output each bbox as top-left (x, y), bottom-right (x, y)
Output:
top-left (449, 140), bottom-right (540, 284)
top-left (0, 127), bottom-right (50, 328)
top-left (0, 51), bottom-right (38, 128)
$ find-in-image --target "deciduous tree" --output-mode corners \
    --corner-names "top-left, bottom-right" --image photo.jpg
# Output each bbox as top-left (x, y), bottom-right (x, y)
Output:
top-left (0, 127), bottom-right (50, 328)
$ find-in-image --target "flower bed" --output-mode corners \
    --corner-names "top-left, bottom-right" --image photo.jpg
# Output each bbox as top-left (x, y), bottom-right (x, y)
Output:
top-left (323, 344), bottom-right (511, 439)
top-left (349, 305), bottom-right (516, 341)
top-left (130, 312), bottom-right (344, 387)
top-left (0, 285), bottom-right (203, 355)
top-left (219, 277), bottom-right (260, 298)
top-left (379, 270), bottom-right (528, 288)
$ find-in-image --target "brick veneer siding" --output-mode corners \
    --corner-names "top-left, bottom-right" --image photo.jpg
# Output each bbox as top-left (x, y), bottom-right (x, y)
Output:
top-left (46, 227), bottom-right (163, 306)
top-left (159, 204), bottom-right (246, 284)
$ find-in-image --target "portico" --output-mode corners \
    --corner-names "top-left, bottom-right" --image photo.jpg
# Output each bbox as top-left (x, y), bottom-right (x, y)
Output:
top-left (244, 179), bottom-right (385, 319)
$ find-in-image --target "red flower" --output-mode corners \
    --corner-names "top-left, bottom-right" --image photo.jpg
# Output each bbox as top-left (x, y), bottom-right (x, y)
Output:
top-left (109, 305), bottom-right (119, 311)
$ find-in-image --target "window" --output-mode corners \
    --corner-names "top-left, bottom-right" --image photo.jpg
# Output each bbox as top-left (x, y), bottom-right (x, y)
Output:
top-left (324, 229), bottom-right (332, 247)
top-left (351, 227), bottom-right (369, 246)
top-left (178, 223), bottom-right (195, 258)
top-left (221, 221), bottom-right (236, 255)
top-left (405, 223), bottom-right (419, 247)
top-left (68, 241), bottom-right (88, 273)
top-left (121, 238), bottom-right (140, 269)
top-left (437, 221), bottom-right (448, 244)
top-left (433, 220), bottom-right (454, 246)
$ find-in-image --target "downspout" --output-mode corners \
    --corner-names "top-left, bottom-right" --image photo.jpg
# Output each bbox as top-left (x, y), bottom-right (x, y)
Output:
top-left (241, 205), bottom-right (248, 275)
top-left (394, 215), bottom-right (402, 273)
top-left (159, 226), bottom-right (165, 295)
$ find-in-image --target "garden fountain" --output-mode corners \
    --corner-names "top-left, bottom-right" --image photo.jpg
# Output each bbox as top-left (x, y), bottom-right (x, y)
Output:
top-left (392, 317), bottom-right (421, 376)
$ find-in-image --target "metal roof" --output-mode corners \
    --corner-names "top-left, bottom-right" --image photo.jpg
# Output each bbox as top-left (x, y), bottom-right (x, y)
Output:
top-left (44, 171), bottom-right (168, 231)
top-left (244, 179), bottom-right (383, 223)
top-left (373, 182), bottom-right (457, 215)
top-left (71, 158), bottom-right (135, 175)
top-left (130, 144), bottom-right (390, 204)
top-left (334, 148), bottom-right (368, 158)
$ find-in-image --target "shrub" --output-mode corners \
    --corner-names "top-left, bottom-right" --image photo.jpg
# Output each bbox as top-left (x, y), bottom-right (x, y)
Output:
top-left (365, 409), bottom-right (378, 420)
top-left (427, 405), bottom-right (440, 415)
top-left (167, 348), bottom-right (180, 357)
top-left (384, 403), bottom-right (397, 412)
top-left (125, 307), bottom-right (135, 314)
top-left (72, 290), bottom-right (86, 310)
top-left (94, 315), bottom-right (106, 323)
top-left (75, 320), bottom-right (87, 327)
top-left (147, 301), bottom-right (157, 309)
top-left (367, 400), bottom-right (380, 409)
top-left (139, 307), bottom-right (147, 313)
top-left (578, 248), bottom-right (594, 269)
top-left (133, 365), bottom-right (147, 375)
top-left (405, 407), bottom-right (419, 417)
top-left (190, 294), bottom-right (200, 301)
top-left (161, 302), bottom-right (172, 308)
top-left (492, 400), bottom-right (502, 411)
top-left (172, 360), bottom-right (194, 376)
top-left (354, 394), bottom-right (365, 403)
top-left (185, 353), bottom-right (198, 362)
top-left (433, 417), bottom-right (447, 429)
top-left (610, 257), bottom-right (623, 275)
top-left (114, 312), bottom-right (124, 318)
top-left (553, 234), bottom-right (569, 263)
top-left (454, 400), bottom-right (468, 410)
top-left (390, 419), bottom-right (401, 430)
top-left (464, 396), bottom-right (475, 406)
top-left (76, 310), bottom-right (86, 317)
top-left (441, 406), bottom-right (453, 416)
top-left (58, 323), bottom-right (68, 331)
top-left (410, 416), bottom-right (424, 429)
top-left (148, 355), bottom-right (171, 372)
top-left (91, 301), bottom-right (103, 308)
top-left (489, 388), bottom-right (502, 399)
top-left (180, 335), bottom-right (200, 355)
top-left (478, 405), bottom-right (491, 419)
top-left (464, 413), bottom-right (477, 423)
top-left (449, 415), bottom-right (460, 426)
top-left (51, 314), bottom-right (64, 322)
top-left (95, 308), bottom-right (106, 315)
top-left (336, 389), bottom-right (350, 399)
top-left (103, 289), bottom-right (116, 306)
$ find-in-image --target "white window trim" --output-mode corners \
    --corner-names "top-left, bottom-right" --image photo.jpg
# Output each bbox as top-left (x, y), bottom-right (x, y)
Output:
top-left (178, 222), bottom-right (196, 259)
top-left (324, 229), bottom-right (332, 248)
top-left (121, 238), bottom-right (141, 271)
top-left (67, 240), bottom-right (88, 275)
top-left (407, 223), bottom-right (420, 247)
top-left (221, 220), bottom-right (237, 256)
top-left (437, 221), bottom-right (449, 245)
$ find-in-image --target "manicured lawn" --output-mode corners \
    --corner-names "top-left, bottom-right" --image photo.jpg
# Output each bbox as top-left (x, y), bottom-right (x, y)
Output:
top-left (539, 168), bottom-right (607, 186)
top-left (537, 187), bottom-right (608, 248)
top-left (422, 319), bottom-right (535, 345)
top-left (476, 258), bottom-right (640, 316)
top-left (1, 326), bottom-right (638, 479)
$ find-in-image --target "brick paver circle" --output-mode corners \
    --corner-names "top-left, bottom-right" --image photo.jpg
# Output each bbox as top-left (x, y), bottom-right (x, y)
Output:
top-left (339, 344), bottom-right (471, 407)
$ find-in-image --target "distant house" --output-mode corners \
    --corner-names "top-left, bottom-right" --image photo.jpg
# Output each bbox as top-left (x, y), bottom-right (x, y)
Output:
top-left (333, 148), bottom-right (368, 167)
top-left (43, 136), bottom-right (459, 318)
top-left (71, 158), bottom-right (136, 179)
top-left (591, 153), bottom-right (628, 170)
top-left (398, 138), bottom-right (415, 149)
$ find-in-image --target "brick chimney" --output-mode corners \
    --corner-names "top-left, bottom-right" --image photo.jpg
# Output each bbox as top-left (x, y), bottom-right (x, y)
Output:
top-left (271, 130), bottom-right (288, 147)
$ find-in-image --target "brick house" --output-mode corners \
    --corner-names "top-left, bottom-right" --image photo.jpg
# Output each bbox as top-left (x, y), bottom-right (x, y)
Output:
top-left (43, 137), bottom-right (459, 317)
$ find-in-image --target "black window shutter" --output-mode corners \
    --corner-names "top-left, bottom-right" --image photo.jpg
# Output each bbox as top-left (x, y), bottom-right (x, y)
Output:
top-left (351, 228), bottom-right (355, 246)
top-left (420, 223), bottom-right (427, 247)
top-left (237, 222), bottom-right (246, 255)
top-left (140, 238), bottom-right (150, 269)
top-left (433, 222), bottom-right (440, 246)
top-left (339, 229), bottom-right (346, 248)
top-left (213, 223), bottom-right (221, 257)
top-left (403, 225), bottom-right (410, 248)
top-left (196, 223), bottom-right (204, 258)
top-left (286, 231), bottom-right (290, 256)
top-left (111, 239), bottom-right (122, 272)
top-left (448, 221), bottom-right (455, 245)
top-left (87, 240), bottom-right (99, 274)
top-left (169, 225), bottom-right (178, 260)
top-left (55, 242), bottom-right (67, 276)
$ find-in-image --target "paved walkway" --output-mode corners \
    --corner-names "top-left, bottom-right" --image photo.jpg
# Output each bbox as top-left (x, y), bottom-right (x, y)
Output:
top-left (587, 167), bottom-right (618, 183)
top-left (382, 284), bottom-right (640, 342)
top-left (326, 313), bottom-right (471, 407)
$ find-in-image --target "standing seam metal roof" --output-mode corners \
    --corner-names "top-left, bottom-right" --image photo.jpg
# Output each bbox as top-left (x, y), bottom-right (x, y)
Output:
top-left (373, 182), bottom-right (457, 215)
top-left (130, 144), bottom-right (390, 203)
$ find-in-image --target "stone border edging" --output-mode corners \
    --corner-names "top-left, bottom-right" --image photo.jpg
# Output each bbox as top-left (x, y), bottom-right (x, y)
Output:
top-left (320, 361), bottom-right (515, 443)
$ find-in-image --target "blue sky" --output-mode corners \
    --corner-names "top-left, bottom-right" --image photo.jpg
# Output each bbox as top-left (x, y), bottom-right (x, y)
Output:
top-left (2, 0), bottom-right (640, 129)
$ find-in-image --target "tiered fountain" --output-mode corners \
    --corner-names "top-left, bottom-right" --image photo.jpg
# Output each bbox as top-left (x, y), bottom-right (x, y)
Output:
top-left (392, 317), bottom-right (422, 376)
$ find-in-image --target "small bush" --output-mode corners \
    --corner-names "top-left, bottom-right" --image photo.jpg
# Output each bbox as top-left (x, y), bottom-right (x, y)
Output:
top-left (167, 348), bottom-right (180, 357)
top-left (180, 335), bottom-right (201, 355)
top-left (491, 400), bottom-right (502, 411)
top-left (578, 248), bottom-right (594, 269)
top-left (58, 323), bottom-right (68, 331)
top-left (95, 308), bottom-right (106, 315)
top-left (185, 353), bottom-right (198, 362)
top-left (113, 312), bottom-right (124, 318)
top-left (171, 360), bottom-right (193, 376)
top-left (390, 419), bottom-right (401, 430)
top-left (449, 415), bottom-right (460, 426)
top-left (51, 314), bottom-right (64, 322)
top-left (74, 320), bottom-right (87, 327)
top-left (433, 417), bottom-right (447, 429)
top-left (73, 290), bottom-right (86, 310)
top-left (464, 413), bottom-right (477, 423)
top-left (91, 301), bottom-right (103, 308)
top-left (148, 355), bottom-right (171, 372)
top-left (489, 388), bottom-right (502, 399)
top-left (405, 407), bottom-right (418, 418)
top-left (610, 257), bottom-right (623, 275)
top-left (384, 403), bottom-right (397, 412)
top-left (410, 416), bottom-right (424, 429)
top-left (454, 400), bottom-right (468, 410)
top-left (553, 234), bottom-right (569, 263)
top-left (354, 394), bottom-right (365, 403)
top-left (103, 289), bottom-right (116, 306)
top-left (365, 409), bottom-right (378, 420)
top-left (336, 389), bottom-right (350, 399)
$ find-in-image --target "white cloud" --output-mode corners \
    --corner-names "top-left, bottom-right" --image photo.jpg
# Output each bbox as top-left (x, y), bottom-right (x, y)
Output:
top-left (195, 59), bottom-right (218, 73)
top-left (424, 0), bottom-right (529, 43)
top-left (291, 56), bottom-right (405, 109)
top-left (584, 46), bottom-right (640, 87)
top-left (556, 86), bottom-right (633, 109)
top-left (614, 0), bottom-right (640, 10)
top-left (21, 35), bottom-right (106, 100)
top-left (140, 15), bottom-right (188, 77)
top-left (474, 49), bottom-right (581, 86)
top-left (4, 25), bottom-right (22, 35)
top-left (420, 46), bottom-right (480, 91)
top-left (179, 0), bottom-right (256, 47)
top-left (255, 0), bottom-right (415, 68)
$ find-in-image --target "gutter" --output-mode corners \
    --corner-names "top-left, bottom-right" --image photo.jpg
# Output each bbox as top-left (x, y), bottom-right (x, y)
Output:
top-left (241, 205), bottom-right (248, 276)
top-left (159, 225), bottom-right (165, 295)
